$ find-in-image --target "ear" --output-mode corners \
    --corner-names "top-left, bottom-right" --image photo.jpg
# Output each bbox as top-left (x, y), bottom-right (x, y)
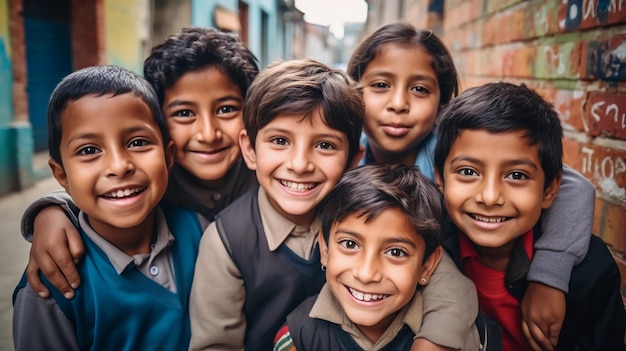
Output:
top-left (317, 229), bottom-right (329, 267)
top-left (239, 129), bottom-right (257, 171)
top-left (434, 170), bottom-right (444, 193)
top-left (418, 246), bottom-right (443, 286)
top-left (165, 140), bottom-right (176, 171)
top-left (347, 144), bottom-right (365, 170)
top-left (542, 171), bottom-right (562, 209)
top-left (49, 159), bottom-right (70, 194)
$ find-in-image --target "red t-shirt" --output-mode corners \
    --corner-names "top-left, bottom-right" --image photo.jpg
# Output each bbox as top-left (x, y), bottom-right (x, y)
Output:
top-left (460, 230), bottom-right (534, 351)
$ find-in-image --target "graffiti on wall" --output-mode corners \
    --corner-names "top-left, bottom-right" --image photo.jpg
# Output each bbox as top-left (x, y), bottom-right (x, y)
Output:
top-left (587, 38), bottom-right (626, 80)
top-left (585, 92), bottom-right (626, 139)
top-left (563, 0), bottom-right (625, 30)
top-left (581, 147), bottom-right (626, 206)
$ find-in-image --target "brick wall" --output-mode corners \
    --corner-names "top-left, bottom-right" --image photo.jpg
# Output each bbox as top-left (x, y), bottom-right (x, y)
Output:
top-left (71, 0), bottom-right (104, 69)
top-left (443, 0), bottom-right (626, 301)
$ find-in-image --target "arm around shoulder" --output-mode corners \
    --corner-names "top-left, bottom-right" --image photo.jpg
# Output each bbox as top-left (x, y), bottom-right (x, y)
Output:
top-left (531, 164), bottom-right (594, 291)
top-left (21, 190), bottom-right (78, 242)
top-left (415, 251), bottom-right (480, 351)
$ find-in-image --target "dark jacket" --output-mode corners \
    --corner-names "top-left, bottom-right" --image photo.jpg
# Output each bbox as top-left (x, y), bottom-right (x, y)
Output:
top-left (286, 294), bottom-right (414, 351)
top-left (442, 221), bottom-right (626, 351)
top-left (214, 189), bottom-right (326, 351)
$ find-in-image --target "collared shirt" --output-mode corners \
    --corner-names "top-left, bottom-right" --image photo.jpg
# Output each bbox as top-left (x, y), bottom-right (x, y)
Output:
top-left (79, 208), bottom-right (177, 292)
top-left (189, 187), bottom-right (321, 351)
top-left (13, 207), bottom-right (183, 351)
top-left (460, 230), bottom-right (534, 351)
top-left (308, 284), bottom-right (423, 350)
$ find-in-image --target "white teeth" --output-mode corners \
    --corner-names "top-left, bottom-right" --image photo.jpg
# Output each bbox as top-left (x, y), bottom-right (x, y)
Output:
top-left (104, 187), bottom-right (143, 199)
top-left (349, 287), bottom-right (388, 302)
top-left (280, 180), bottom-right (316, 192)
top-left (473, 214), bottom-right (507, 223)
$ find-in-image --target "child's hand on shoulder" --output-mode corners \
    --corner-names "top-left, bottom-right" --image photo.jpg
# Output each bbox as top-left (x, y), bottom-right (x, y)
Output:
top-left (28, 206), bottom-right (84, 299)
top-left (521, 281), bottom-right (565, 351)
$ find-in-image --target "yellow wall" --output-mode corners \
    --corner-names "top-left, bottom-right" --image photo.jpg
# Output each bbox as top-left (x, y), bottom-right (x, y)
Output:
top-left (104, 0), bottom-right (143, 73)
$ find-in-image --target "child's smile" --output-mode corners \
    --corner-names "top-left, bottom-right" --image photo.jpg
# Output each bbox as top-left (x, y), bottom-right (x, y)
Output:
top-left (163, 66), bottom-right (244, 186)
top-left (51, 93), bottom-right (172, 244)
top-left (321, 208), bottom-right (433, 342)
top-left (241, 109), bottom-right (349, 227)
top-left (438, 129), bottom-right (559, 255)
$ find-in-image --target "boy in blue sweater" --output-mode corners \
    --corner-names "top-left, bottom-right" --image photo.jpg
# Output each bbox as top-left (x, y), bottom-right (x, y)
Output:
top-left (12, 66), bottom-right (204, 350)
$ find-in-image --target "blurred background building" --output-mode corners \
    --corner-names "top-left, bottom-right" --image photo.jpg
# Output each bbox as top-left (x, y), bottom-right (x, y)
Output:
top-left (0, 0), bottom-right (625, 304)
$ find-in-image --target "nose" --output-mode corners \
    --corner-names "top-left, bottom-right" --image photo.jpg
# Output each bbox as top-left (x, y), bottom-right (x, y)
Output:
top-left (353, 251), bottom-right (383, 283)
top-left (106, 148), bottom-right (135, 177)
top-left (386, 87), bottom-right (409, 113)
top-left (287, 145), bottom-right (314, 174)
top-left (475, 176), bottom-right (505, 206)
top-left (195, 115), bottom-right (222, 143)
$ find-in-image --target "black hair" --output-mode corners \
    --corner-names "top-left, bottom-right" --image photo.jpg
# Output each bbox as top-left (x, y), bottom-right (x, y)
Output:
top-left (143, 26), bottom-right (259, 105)
top-left (434, 82), bottom-right (563, 187)
top-left (244, 59), bottom-right (364, 166)
top-left (347, 22), bottom-right (459, 106)
top-left (48, 65), bottom-right (168, 166)
top-left (319, 164), bottom-right (444, 261)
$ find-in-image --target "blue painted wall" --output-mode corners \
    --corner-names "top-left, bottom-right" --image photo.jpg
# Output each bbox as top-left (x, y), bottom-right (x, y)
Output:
top-left (191, 0), bottom-right (286, 68)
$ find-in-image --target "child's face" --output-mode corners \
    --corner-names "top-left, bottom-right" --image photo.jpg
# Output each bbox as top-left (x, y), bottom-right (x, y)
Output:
top-left (49, 93), bottom-right (174, 237)
top-left (163, 66), bottom-right (244, 186)
top-left (240, 110), bottom-right (351, 227)
top-left (435, 129), bottom-right (560, 254)
top-left (319, 208), bottom-right (441, 343)
top-left (360, 43), bottom-right (440, 165)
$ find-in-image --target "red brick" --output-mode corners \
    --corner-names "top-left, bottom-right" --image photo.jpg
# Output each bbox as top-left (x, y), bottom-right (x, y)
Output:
top-left (577, 144), bottom-right (626, 202)
top-left (552, 89), bottom-right (586, 131)
top-left (584, 92), bottom-right (626, 140)
top-left (580, 0), bottom-right (626, 29)
top-left (9, 0), bottom-right (28, 121)
top-left (562, 138), bottom-right (586, 170)
top-left (482, 15), bottom-right (497, 46)
top-left (527, 1), bottom-right (558, 38)
top-left (579, 35), bottom-right (626, 81)
top-left (71, 0), bottom-right (105, 68)
top-left (594, 198), bottom-right (626, 253)
top-left (509, 8), bottom-right (526, 42)
top-left (468, 0), bottom-right (483, 22)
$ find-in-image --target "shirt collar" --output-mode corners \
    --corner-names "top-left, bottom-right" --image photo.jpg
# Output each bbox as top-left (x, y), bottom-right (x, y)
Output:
top-left (257, 187), bottom-right (321, 252)
top-left (309, 284), bottom-right (423, 348)
top-left (78, 207), bottom-right (175, 274)
top-left (459, 229), bottom-right (534, 261)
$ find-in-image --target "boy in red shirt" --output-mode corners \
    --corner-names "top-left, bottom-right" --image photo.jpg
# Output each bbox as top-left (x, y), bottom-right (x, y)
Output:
top-left (433, 82), bottom-right (625, 350)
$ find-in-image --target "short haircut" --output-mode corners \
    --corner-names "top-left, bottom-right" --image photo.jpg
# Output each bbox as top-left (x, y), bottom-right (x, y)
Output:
top-left (143, 26), bottom-right (259, 104)
top-left (244, 59), bottom-right (364, 166)
top-left (319, 164), bottom-right (444, 261)
top-left (47, 65), bottom-right (168, 166)
top-left (434, 82), bottom-right (563, 187)
top-left (347, 22), bottom-right (459, 106)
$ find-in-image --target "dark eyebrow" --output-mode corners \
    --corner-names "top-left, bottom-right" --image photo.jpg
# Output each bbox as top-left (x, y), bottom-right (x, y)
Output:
top-left (362, 70), bottom-right (438, 85)
top-left (450, 155), bottom-right (539, 170)
top-left (164, 95), bottom-right (242, 109)
top-left (67, 126), bottom-right (157, 144)
top-left (334, 229), bottom-right (418, 248)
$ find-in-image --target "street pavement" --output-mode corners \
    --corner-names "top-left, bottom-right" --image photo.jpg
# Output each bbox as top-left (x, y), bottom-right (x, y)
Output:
top-left (0, 174), bottom-right (62, 351)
